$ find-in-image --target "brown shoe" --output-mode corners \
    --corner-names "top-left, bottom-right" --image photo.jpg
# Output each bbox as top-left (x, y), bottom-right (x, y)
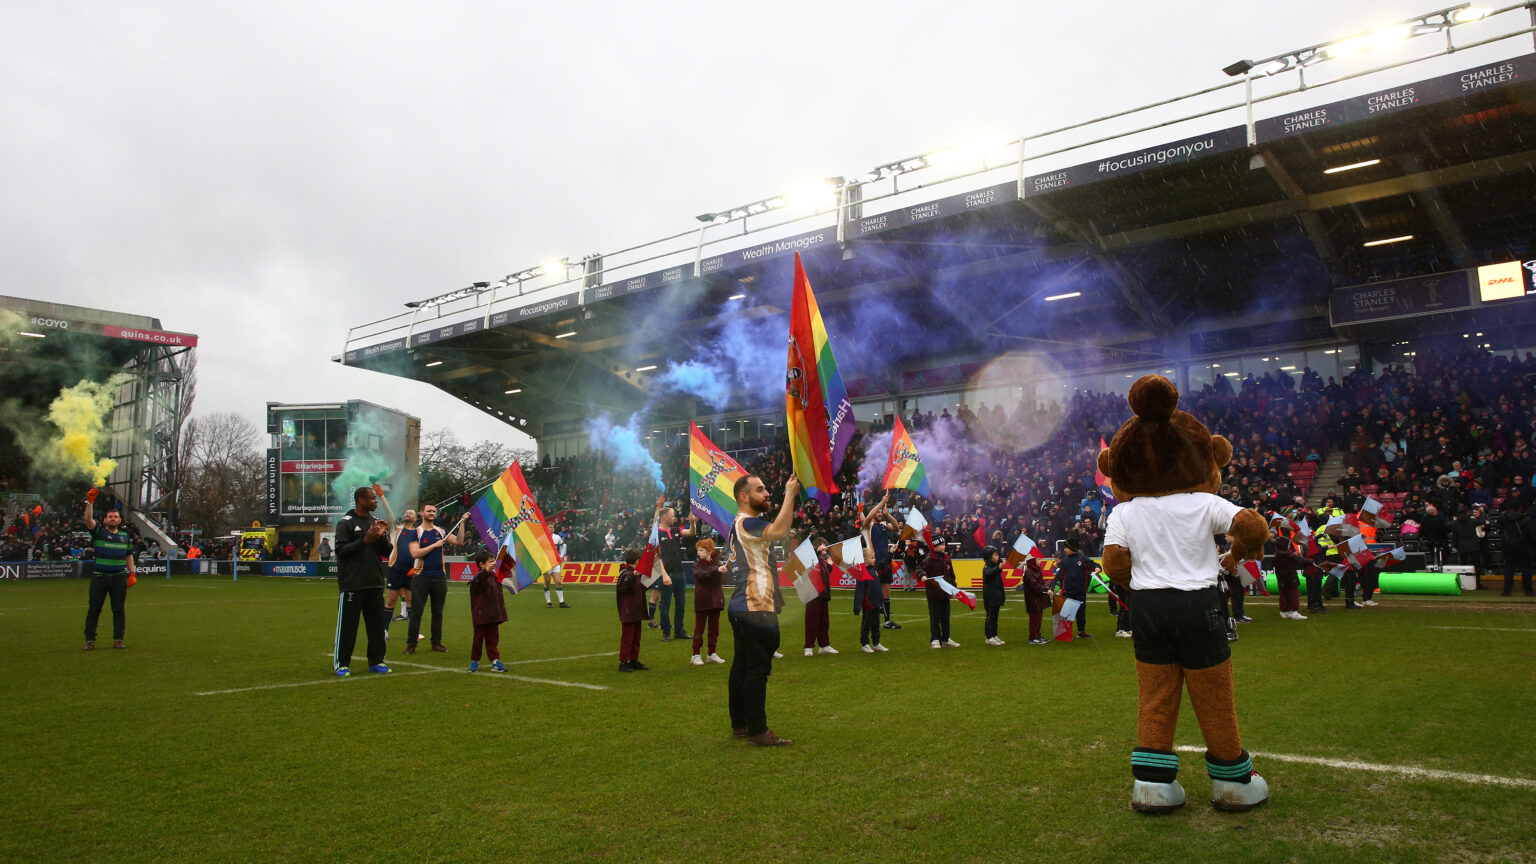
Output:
top-left (747, 730), bottom-right (793, 747)
top-left (731, 727), bottom-right (749, 739)
top-left (84, 641), bottom-right (95, 651)
top-left (112, 640), bottom-right (125, 649)
top-left (431, 644), bottom-right (448, 653)
top-left (404, 645), bottom-right (416, 655)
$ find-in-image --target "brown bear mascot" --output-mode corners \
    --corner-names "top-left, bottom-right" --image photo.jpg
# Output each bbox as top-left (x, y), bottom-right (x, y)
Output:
top-left (1099, 375), bottom-right (1270, 814)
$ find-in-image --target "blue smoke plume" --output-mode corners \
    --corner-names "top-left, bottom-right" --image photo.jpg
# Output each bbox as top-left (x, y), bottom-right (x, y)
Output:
top-left (584, 412), bottom-right (663, 490)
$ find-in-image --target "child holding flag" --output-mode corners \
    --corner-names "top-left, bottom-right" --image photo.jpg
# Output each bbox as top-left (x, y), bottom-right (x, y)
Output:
top-left (852, 545), bottom-right (888, 653)
top-left (803, 536), bottom-right (838, 656)
top-left (1021, 557), bottom-right (1051, 644)
top-left (616, 548), bottom-right (649, 672)
top-left (981, 546), bottom-right (1006, 646)
top-left (467, 550), bottom-right (507, 673)
top-left (690, 538), bottom-right (726, 665)
top-left (922, 536), bottom-right (960, 648)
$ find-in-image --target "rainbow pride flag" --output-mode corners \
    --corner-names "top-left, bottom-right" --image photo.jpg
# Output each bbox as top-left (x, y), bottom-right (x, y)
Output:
top-left (688, 422), bottom-right (748, 538)
top-left (468, 462), bottom-right (562, 595)
top-left (1095, 437), bottom-right (1118, 504)
top-left (880, 416), bottom-right (930, 497)
top-left (786, 252), bottom-right (851, 511)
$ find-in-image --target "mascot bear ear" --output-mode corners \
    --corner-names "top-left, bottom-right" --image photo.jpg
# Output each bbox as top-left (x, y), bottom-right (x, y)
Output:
top-left (1211, 434), bottom-right (1233, 469)
top-left (1097, 448), bottom-right (1113, 478)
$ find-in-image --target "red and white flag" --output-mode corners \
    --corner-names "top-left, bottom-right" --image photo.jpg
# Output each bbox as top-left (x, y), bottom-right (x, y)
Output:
top-left (1006, 532), bottom-right (1045, 568)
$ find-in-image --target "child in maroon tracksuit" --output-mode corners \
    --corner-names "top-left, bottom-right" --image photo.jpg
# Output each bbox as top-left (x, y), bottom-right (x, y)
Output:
top-left (1021, 557), bottom-right (1052, 644)
top-left (616, 548), bottom-right (649, 672)
top-left (691, 538), bottom-right (726, 665)
top-left (468, 551), bottom-right (508, 672)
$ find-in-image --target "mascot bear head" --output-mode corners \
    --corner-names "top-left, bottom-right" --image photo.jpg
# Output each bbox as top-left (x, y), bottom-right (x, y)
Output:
top-left (1098, 374), bottom-right (1267, 562)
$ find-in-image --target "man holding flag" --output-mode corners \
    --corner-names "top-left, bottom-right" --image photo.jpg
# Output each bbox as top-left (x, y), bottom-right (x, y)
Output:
top-left (726, 473), bottom-right (799, 746)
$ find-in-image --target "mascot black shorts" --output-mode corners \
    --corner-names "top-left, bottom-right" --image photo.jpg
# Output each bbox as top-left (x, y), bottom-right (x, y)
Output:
top-left (1130, 586), bottom-right (1231, 670)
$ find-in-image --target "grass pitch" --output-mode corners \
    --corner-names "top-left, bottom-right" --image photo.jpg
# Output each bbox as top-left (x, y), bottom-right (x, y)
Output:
top-left (2, 576), bottom-right (1533, 863)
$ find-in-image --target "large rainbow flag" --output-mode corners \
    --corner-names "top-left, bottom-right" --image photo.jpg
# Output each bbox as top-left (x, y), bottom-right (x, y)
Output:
top-left (468, 462), bottom-right (562, 595)
top-left (786, 252), bottom-right (852, 511)
top-left (880, 416), bottom-right (930, 497)
top-left (688, 422), bottom-right (748, 538)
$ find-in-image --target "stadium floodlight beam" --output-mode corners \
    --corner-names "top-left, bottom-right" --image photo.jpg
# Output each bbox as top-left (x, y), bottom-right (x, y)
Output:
top-left (1222, 3), bottom-right (1480, 78)
top-left (700, 177), bottom-right (845, 225)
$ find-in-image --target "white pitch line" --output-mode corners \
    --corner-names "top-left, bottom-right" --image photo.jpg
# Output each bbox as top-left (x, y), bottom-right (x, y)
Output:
top-left (1173, 746), bottom-right (1536, 789)
top-left (1428, 626), bottom-right (1536, 632)
top-left (386, 659), bottom-right (609, 691)
top-left (505, 651), bottom-right (617, 665)
top-left (196, 668), bottom-right (447, 695)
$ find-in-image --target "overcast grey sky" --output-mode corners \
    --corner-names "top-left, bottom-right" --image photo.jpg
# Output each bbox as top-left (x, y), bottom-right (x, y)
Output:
top-left (1, 1), bottom-right (1510, 450)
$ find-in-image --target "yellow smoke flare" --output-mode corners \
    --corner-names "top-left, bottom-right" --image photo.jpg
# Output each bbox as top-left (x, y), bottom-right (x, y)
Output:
top-left (43, 376), bottom-right (126, 487)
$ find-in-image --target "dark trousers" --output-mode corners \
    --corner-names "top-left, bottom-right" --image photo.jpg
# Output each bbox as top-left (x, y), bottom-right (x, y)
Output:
top-left (471, 623), bottom-right (501, 661)
top-left (692, 608), bottom-right (721, 655)
top-left (1504, 550), bottom-right (1534, 594)
top-left (927, 597), bottom-right (951, 642)
top-left (803, 597), bottom-right (830, 648)
top-left (1223, 574), bottom-right (1245, 618)
top-left (1343, 570), bottom-right (1359, 603)
top-left (728, 611), bottom-right (779, 735)
top-left (407, 575), bottom-right (448, 647)
top-left (1112, 586), bottom-right (1133, 632)
top-left (334, 587), bottom-right (386, 669)
top-left (619, 621), bottom-right (642, 662)
top-left (84, 572), bottom-right (128, 641)
top-left (659, 581), bottom-right (687, 636)
top-left (1361, 568), bottom-right (1379, 602)
top-left (1306, 573), bottom-right (1325, 609)
top-left (1028, 607), bottom-right (1044, 640)
top-left (860, 607), bottom-right (881, 646)
top-left (1277, 573), bottom-right (1301, 612)
top-left (1066, 591), bottom-right (1088, 634)
top-left (984, 602), bottom-right (1001, 639)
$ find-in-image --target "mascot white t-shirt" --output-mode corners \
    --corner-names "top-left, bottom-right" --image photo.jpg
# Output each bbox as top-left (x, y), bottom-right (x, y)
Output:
top-left (1103, 493), bottom-right (1242, 591)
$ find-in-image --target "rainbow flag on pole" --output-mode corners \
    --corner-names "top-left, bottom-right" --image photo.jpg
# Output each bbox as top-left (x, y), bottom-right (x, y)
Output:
top-left (786, 252), bottom-right (850, 512)
top-left (880, 416), bottom-right (930, 497)
top-left (688, 422), bottom-right (748, 538)
top-left (1095, 437), bottom-right (1117, 504)
top-left (468, 462), bottom-right (562, 594)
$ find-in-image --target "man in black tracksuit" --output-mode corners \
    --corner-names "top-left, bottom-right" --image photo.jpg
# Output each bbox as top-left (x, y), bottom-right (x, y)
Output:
top-left (333, 486), bottom-right (392, 675)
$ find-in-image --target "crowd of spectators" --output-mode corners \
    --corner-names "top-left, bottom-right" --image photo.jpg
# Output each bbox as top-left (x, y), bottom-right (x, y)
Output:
top-left (495, 348), bottom-right (1536, 573)
top-left (7, 348), bottom-right (1530, 574)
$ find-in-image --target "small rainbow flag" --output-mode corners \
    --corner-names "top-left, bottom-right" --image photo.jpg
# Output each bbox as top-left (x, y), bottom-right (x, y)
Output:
top-left (1095, 437), bottom-right (1117, 504)
top-left (688, 422), bottom-right (748, 538)
top-left (468, 462), bottom-right (562, 595)
top-left (880, 416), bottom-right (930, 497)
top-left (786, 252), bottom-right (850, 512)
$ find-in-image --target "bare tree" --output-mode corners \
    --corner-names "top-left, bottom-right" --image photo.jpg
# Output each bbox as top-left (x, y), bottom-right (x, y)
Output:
top-left (177, 412), bottom-right (265, 535)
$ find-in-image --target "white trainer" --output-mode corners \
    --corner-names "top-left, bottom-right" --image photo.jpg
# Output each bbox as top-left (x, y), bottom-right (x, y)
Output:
top-left (873, 644), bottom-right (889, 652)
top-left (931, 640), bottom-right (942, 649)
top-left (708, 653), bottom-right (725, 663)
top-left (804, 648), bottom-right (814, 657)
top-left (1131, 779), bottom-right (1187, 814)
top-left (944, 639), bottom-right (960, 648)
top-left (820, 646), bottom-right (838, 655)
top-left (772, 651), bottom-right (783, 658)
top-left (1212, 773), bottom-right (1269, 812)
top-left (690, 654), bottom-right (704, 666)
top-left (861, 645), bottom-right (875, 654)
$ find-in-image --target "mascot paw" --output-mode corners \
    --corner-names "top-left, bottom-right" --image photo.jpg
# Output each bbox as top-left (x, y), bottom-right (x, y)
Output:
top-left (1211, 774), bottom-right (1269, 812)
top-left (1131, 779), bottom-right (1187, 814)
